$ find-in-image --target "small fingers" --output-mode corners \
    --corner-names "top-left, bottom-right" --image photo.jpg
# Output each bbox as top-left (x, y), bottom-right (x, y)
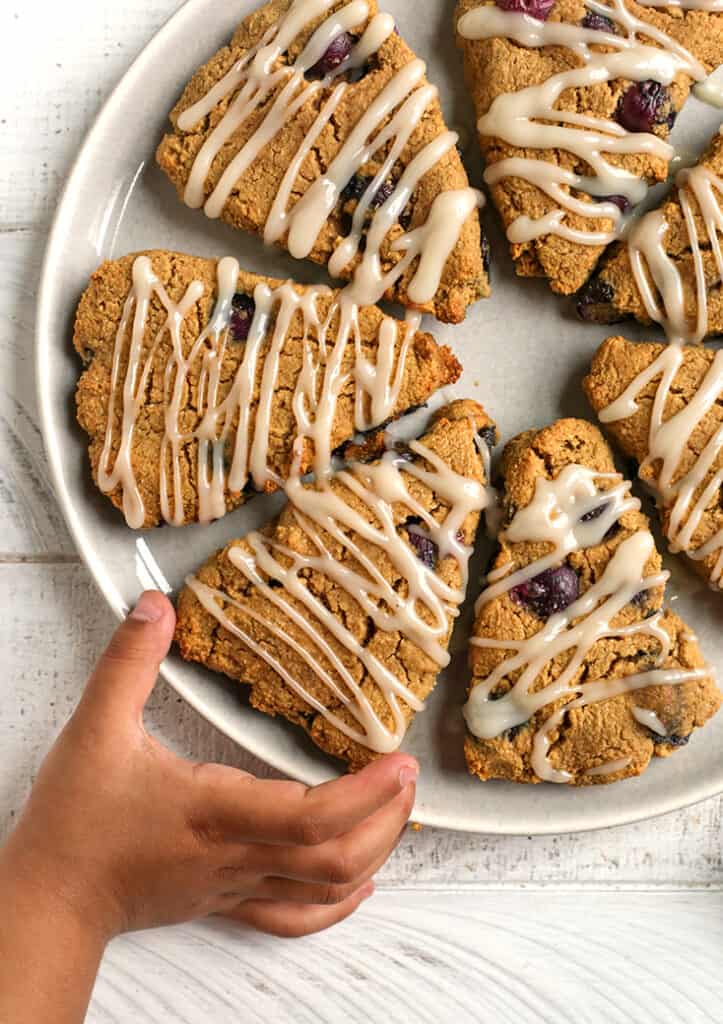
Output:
top-left (195, 754), bottom-right (418, 846)
top-left (249, 826), bottom-right (397, 905)
top-left (222, 883), bottom-right (374, 938)
top-left (231, 783), bottom-right (413, 888)
top-left (78, 591), bottom-right (176, 723)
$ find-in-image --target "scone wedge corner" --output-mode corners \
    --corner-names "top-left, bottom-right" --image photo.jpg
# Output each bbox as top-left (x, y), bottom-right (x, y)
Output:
top-left (74, 250), bottom-right (461, 529)
top-left (464, 417), bottom-right (721, 786)
top-left (585, 334), bottom-right (723, 589)
top-left (577, 130), bottom-right (723, 333)
top-left (175, 399), bottom-right (497, 770)
top-left (455, 0), bottom-right (723, 296)
top-left (156, 0), bottom-right (490, 324)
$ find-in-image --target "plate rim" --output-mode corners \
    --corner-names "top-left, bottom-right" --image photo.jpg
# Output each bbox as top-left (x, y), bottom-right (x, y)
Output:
top-left (34, 0), bottom-right (723, 835)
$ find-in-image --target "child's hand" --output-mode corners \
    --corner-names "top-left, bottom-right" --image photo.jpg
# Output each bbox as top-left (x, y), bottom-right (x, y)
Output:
top-left (1, 591), bottom-right (418, 945)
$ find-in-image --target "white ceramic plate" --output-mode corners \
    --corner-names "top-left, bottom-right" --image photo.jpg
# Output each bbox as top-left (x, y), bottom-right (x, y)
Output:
top-left (36, 0), bottom-right (723, 833)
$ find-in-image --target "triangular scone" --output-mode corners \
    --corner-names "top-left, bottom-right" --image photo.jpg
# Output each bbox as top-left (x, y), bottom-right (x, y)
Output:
top-left (156, 0), bottom-right (489, 324)
top-left (456, 0), bottom-right (723, 295)
top-left (74, 250), bottom-right (461, 529)
top-left (578, 131), bottom-right (723, 331)
top-left (585, 335), bottom-right (723, 588)
top-left (465, 418), bottom-right (720, 786)
top-left (176, 400), bottom-right (495, 770)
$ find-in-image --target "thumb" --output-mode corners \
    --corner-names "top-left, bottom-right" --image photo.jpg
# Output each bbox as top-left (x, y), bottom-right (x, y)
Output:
top-left (79, 590), bottom-right (176, 723)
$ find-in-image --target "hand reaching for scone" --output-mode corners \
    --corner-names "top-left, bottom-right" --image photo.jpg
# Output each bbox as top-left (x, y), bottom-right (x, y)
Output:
top-left (0, 590), bottom-right (418, 1024)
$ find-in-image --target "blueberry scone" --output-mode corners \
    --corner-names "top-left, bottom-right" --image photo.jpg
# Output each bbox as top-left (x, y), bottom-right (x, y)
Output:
top-left (578, 129), bottom-right (723, 333)
top-left (465, 418), bottom-right (720, 785)
top-left (74, 250), bottom-right (461, 528)
top-left (455, 0), bottom-right (723, 295)
top-left (176, 400), bottom-right (496, 770)
top-left (585, 335), bottom-right (723, 589)
top-left (156, 0), bottom-right (489, 323)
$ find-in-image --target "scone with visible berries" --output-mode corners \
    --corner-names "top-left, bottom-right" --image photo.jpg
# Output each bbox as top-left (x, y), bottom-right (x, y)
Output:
top-left (585, 334), bottom-right (723, 589)
top-left (577, 130), bottom-right (723, 332)
top-left (156, 0), bottom-right (489, 323)
top-left (465, 418), bottom-right (720, 785)
top-left (455, 0), bottom-right (723, 295)
top-left (74, 250), bottom-right (461, 529)
top-left (176, 401), bottom-right (496, 770)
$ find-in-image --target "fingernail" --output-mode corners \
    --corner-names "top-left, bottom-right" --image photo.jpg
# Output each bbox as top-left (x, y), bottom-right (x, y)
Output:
top-left (359, 881), bottom-right (375, 901)
top-left (398, 762), bottom-right (419, 788)
top-left (129, 591), bottom-right (164, 623)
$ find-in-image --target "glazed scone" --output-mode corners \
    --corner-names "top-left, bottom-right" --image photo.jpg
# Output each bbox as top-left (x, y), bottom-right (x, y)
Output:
top-left (455, 0), bottom-right (723, 295)
top-left (74, 250), bottom-right (461, 529)
top-left (176, 400), bottom-right (496, 770)
top-left (585, 334), bottom-right (723, 589)
top-left (465, 418), bottom-right (720, 786)
top-left (156, 0), bottom-right (489, 324)
top-left (578, 130), bottom-right (723, 332)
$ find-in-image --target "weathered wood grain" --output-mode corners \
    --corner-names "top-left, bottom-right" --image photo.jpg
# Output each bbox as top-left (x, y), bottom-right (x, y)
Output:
top-left (88, 892), bottom-right (723, 1023)
top-left (0, 231), bottom-right (75, 556)
top-left (1, 0), bottom-right (183, 230)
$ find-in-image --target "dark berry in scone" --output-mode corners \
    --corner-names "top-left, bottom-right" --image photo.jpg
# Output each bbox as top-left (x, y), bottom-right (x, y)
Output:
top-left (455, 0), bottom-right (723, 295)
top-left (156, 0), bottom-right (490, 323)
top-left (465, 418), bottom-right (720, 785)
top-left (176, 400), bottom-right (497, 770)
top-left (576, 130), bottom-right (723, 336)
top-left (74, 250), bottom-right (461, 528)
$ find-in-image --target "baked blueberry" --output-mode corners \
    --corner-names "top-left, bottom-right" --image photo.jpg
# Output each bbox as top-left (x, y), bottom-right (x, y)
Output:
top-left (511, 565), bottom-right (579, 618)
top-left (576, 278), bottom-right (626, 324)
top-left (408, 528), bottom-right (438, 569)
top-left (341, 175), bottom-right (394, 209)
top-left (496, 0), bottom-right (556, 19)
top-left (307, 32), bottom-right (353, 78)
top-left (229, 293), bottom-right (256, 341)
top-left (582, 10), bottom-right (616, 31)
top-left (371, 180), bottom-right (395, 208)
top-left (581, 502), bottom-right (607, 523)
top-left (341, 174), bottom-right (367, 203)
top-left (617, 81), bottom-right (671, 133)
top-left (598, 194), bottom-right (631, 214)
top-left (660, 733), bottom-right (690, 747)
top-left (478, 425), bottom-right (497, 450)
top-left (481, 234), bottom-right (491, 276)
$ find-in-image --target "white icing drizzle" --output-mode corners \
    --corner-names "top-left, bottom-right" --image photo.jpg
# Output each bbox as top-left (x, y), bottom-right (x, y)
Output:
top-left (105, 4), bottom-right (490, 528)
top-left (187, 438), bottom-right (489, 753)
top-left (631, 704), bottom-right (668, 734)
top-left (475, 464), bottom-right (640, 612)
top-left (464, 465), bottom-right (709, 782)
top-left (585, 757), bottom-right (632, 775)
top-left (475, 434), bottom-right (504, 538)
top-left (458, 0), bottom-right (708, 246)
top-left (639, 0), bottom-right (723, 10)
top-left (175, 0), bottom-right (481, 305)
top-left (693, 74), bottom-right (723, 108)
top-left (625, 162), bottom-right (723, 344)
top-left (97, 255), bottom-right (418, 527)
top-left (599, 158), bottom-right (723, 586)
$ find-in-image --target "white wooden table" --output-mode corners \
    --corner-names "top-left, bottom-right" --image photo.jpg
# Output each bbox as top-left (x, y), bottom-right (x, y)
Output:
top-left (2, 2), bottom-right (722, 1019)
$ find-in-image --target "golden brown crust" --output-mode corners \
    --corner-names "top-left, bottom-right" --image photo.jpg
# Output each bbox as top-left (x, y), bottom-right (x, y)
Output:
top-left (584, 334), bottom-right (723, 585)
top-left (577, 133), bottom-right (723, 330)
top-left (175, 401), bottom-right (494, 770)
top-left (74, 250), bottom-right (461, 528)
top-left (456, 0), bottom-right (723, 295)
top-left (156, 0), bottom-right (489, 323)
top-left (465, 417), bottom-right (721, 785)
